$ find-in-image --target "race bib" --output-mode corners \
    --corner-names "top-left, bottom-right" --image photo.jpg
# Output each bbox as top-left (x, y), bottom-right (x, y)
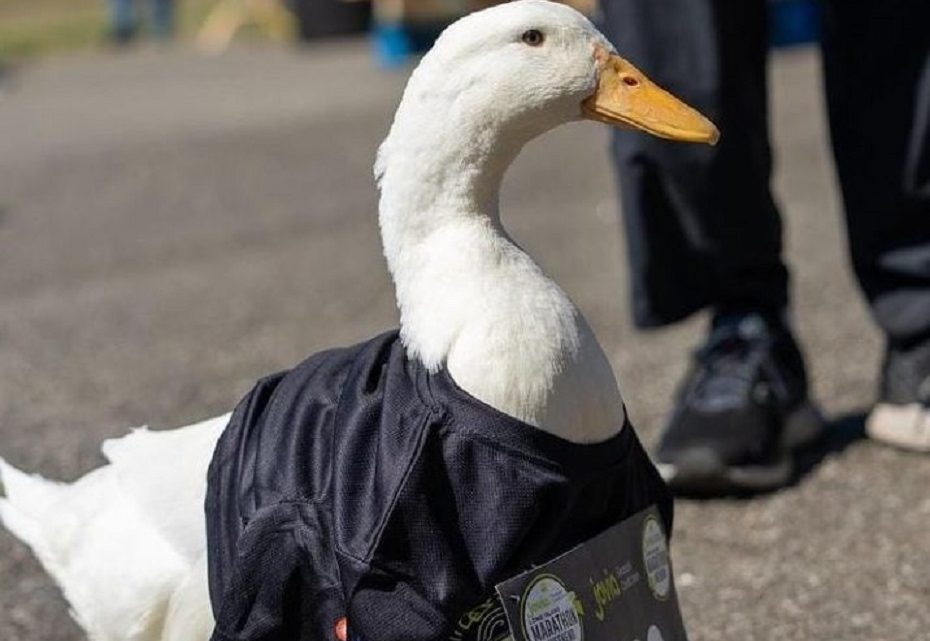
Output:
top-left (447, 505), bottom-right (688, 641)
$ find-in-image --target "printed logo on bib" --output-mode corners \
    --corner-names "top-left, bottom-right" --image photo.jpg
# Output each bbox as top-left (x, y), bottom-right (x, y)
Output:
top-left (641, 516), bottom-right (670, 601)
top-left (448, 597), bottom-right (511, 641)
top-left (520, 575), bottom-right (583, 641)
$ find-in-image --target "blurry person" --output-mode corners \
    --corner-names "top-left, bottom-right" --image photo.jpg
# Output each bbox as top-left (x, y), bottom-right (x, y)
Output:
top-left (109, 0), bottom-right (174, 42)
top-left (601, 0), bottom-right (930, 492)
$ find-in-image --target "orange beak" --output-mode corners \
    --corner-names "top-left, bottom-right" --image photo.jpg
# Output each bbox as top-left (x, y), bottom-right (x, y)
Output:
top-left (582, 46), bottom-right (719, 145)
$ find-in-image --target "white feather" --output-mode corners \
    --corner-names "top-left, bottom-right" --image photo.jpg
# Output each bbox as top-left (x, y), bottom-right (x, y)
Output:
top-left (0, 415), bottom-right (224, 641)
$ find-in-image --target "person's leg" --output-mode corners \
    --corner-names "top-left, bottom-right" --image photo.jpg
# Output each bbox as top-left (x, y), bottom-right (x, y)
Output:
top-left (109, 0), bottom-right (137, 42)
top-left (150, 0), bottom-right (174, 38)
top-left (821, 0), bottom-right (930, 451)
top-left (601, 0), bottom-right (787, 328)
top-left (602, 0), bottom-right (821, 492)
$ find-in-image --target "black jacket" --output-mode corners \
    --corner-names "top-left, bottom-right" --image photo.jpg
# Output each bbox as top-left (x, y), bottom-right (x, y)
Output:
top-left (206, 330), bottom-right (672, 641)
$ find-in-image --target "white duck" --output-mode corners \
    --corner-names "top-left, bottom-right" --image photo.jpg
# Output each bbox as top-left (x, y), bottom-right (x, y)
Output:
top-left (0, 2), bottom-right (717, 640)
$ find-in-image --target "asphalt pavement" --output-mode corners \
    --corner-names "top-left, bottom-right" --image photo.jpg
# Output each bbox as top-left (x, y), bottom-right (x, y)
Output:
top-left (0, 41), bottom-right (927, 641)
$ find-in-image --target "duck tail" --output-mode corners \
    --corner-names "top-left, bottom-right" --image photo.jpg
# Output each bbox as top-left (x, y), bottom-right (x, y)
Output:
top-left (0, 458), bottom-right (62, 569)
top-left (0, 454), bottom-right (189, 641)
top-left (0, 418), bottom-right (227, 641)
top-left (0, 457), bottom-right (111, 638)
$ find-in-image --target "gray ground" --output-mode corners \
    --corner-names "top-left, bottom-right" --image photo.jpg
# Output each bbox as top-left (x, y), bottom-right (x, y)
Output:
top-left (0, 41), bottom-right (927, 641)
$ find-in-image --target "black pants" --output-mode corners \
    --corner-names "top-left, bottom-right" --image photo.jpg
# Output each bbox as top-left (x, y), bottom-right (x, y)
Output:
top-left (602, 0), bottom-right (930, 348)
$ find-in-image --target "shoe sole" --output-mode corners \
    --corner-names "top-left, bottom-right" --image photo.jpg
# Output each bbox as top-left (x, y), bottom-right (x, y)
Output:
top-left (866, 402), bottom-right (930, 453)
top-left (656, 402), bottom-right (824, 494)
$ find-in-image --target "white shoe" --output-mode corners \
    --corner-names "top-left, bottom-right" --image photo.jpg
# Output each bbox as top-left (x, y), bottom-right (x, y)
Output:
top-left (867, 401), bottom-right (930, 452)
top-left (866, 342), bottom-right (930, 453)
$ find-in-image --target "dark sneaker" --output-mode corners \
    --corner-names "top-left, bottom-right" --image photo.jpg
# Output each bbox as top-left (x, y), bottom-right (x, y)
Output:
top-left (866, 340), bottom-right (930, 452)
top-left (656, 314), bottom-right (823, 493)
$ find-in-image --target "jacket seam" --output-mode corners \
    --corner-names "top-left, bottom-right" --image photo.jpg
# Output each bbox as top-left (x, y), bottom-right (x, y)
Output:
top-left (334, 407), bottom-right (437, 565)
top-left (446, 421), bottom-right (632, 474)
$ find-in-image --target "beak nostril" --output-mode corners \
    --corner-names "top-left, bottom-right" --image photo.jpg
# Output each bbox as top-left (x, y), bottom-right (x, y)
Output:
top-left (621, 75), bottom-right (639, 87)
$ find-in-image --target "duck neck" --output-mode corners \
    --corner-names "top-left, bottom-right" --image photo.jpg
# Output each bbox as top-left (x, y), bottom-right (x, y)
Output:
top-left (376, 106), bottom-right (625, 439)
top-left (377, 104), bottom-right (547, 364)
top-left (377, 114), bottom-right (523, 256)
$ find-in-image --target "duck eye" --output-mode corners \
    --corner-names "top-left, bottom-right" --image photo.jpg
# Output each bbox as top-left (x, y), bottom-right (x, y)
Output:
top-left (521, 29), bottom-right (544, 46)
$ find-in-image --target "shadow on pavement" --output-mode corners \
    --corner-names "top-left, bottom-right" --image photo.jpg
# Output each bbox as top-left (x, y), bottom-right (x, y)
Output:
top-left (0, 65), bottom-right (11, 97)
top-left (675, 411), bottom-right (868, 501)
top-left (793, 410), bottom-right (868, 482)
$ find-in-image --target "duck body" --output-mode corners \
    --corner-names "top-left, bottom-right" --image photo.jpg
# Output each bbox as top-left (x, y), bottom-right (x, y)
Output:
top-left (203, 330), bottom-right (669, 641)
top-left (0, 2), bottom-right (717, 639)
top-left (0, 325), bottom-right (649, 641)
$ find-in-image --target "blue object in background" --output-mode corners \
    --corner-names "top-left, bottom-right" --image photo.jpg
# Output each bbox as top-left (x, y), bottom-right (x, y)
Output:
top-left (769, 0), bottom-right (821, 47)
top-left (373, 23), bottom-right (414, 68)
top-left (373, 23), bottom-right (445, 68)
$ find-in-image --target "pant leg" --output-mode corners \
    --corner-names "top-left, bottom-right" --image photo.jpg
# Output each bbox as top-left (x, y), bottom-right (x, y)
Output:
top-left (109, 0), bottom-right (137, 35)
top-left (150, 0), bottom-right (174, 37)
top-left (601, 0), bottom-right (787, 328)
top-left (820, 0), bottom-right (930, 347)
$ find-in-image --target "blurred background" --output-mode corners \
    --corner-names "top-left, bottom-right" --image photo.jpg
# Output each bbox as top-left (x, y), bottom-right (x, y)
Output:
top-left (0, 0), bottom-right (819, 62)
top-left (0, 1), bottom-right (927, 640)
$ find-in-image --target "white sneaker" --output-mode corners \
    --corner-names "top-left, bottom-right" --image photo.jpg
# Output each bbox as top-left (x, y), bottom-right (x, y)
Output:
top-left (866, 342), bottom-right (930, 453)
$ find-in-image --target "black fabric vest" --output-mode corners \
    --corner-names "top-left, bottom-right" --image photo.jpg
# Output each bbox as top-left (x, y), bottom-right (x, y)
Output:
top-left (206, 330), bottom-right (672, 641)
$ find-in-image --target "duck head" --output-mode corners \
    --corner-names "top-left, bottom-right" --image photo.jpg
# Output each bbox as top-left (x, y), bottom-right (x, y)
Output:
top-left (377, 0), bottom-right (718, 243)
top-left (418, 0), bottom-right (720, 143)
top-left (378, 0), bottom-right (717, 179)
